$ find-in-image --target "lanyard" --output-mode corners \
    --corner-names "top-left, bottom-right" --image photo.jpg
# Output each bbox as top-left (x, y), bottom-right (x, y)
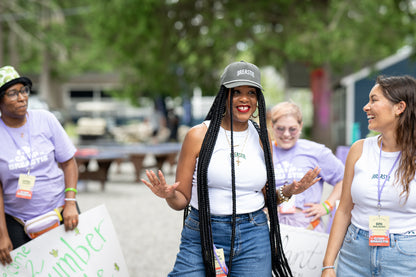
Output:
top-left (213, 244), bottom-right (228, 275)
top-left (0, 114), bottom-right (33, 174)
top-left (377, 140), bottom-right (401, 212)
top-left (274, 144), bottom-right (295, 185)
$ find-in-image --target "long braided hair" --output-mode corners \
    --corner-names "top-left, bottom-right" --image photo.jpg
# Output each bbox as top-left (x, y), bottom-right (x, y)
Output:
top-left (196, 84), bottom-right (292, 276)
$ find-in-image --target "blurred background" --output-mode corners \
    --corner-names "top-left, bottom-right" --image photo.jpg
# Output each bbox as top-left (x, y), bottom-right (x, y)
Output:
top-left (2, 1), bottom-right (416, 275)
top-left (2, 0), bottom-right (416, 148)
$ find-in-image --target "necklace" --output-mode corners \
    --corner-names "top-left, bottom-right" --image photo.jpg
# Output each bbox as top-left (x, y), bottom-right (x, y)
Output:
top-left (224, 127), bottom-right (249, 166)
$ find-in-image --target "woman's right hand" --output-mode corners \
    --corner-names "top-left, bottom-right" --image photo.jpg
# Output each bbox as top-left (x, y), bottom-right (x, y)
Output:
top-left (141, 169), bottom-right (180, 199)
top-left (0, 236), bottom-right (13, 265)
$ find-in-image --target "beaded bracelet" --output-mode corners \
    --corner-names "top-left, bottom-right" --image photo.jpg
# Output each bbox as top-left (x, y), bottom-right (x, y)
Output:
top-left (65, 188), bottom-right (78, 194)
top-left (65, 198), bottom-right (77, 202)
top-left (322, 265), bottom-right (335, 271)
top-left (278, 185), bottom-right (291, 202)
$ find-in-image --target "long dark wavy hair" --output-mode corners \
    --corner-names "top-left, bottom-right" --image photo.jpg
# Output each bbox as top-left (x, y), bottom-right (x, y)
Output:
top-left (194, 84), bottom-right (292, 276)
top-left (376, 75), bottom-right (416, 202)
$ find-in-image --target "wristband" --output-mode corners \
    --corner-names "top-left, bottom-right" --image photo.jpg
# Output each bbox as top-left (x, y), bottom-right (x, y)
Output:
top-left (65, 198), bottom-right (77, 202)
top-left (65, 188), bottom-right (78, 194)
top-left (324, 200), bottom-right (334, 211)
top-left (322, 265), bottom-right (335, 271)
top-left (322, 202), bottom-right (330, 214)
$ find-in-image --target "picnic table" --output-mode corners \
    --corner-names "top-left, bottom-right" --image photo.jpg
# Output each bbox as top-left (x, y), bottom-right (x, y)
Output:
top-left (75, 142), bottom-right (182, 190)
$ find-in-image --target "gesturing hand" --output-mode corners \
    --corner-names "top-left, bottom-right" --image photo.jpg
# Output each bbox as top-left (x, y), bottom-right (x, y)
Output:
top-left (141, 170), bottom-right (180, 199)
top-left (287, 167), bottom-right (321, 196)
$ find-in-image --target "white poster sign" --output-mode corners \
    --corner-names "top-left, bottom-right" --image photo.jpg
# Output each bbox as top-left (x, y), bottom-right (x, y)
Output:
top-left (0, 204), bottom-right (129, 277)
top-left (280, 224), bottom-right (329, 277)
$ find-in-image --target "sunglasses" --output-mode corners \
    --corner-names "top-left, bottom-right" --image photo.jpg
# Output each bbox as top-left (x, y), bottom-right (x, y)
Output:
top-left (274, 126), bottom-right (300, 136)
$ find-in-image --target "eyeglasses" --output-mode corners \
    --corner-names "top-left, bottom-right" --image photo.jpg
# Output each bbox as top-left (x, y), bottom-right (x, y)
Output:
top-left (274, 126), bottom-right (299, 136)
top-left (5, 85), bottom-right (31, 100)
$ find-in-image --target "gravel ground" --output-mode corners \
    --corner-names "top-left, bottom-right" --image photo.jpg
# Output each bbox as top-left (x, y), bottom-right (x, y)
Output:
top-left (77, 160), bottom-right (182, 277)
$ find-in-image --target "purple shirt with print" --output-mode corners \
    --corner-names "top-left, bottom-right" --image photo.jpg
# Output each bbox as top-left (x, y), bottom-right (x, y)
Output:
top-left (273, 139), bottom-right (344, 210)
top-left (0, 110), bottom-right (76, 221)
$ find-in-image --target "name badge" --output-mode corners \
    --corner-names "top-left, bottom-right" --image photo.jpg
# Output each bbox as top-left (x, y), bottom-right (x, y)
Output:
top-left (369, 215), bottom-right (390, 246)
top-left (214, 246), bottom-right (228, 276)
top-left (16, 174), bottom-right (36, 199)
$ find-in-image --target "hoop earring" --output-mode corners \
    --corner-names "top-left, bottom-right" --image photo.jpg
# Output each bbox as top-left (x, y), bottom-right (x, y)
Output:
top-left (251, 107), bottom-right (259, 118)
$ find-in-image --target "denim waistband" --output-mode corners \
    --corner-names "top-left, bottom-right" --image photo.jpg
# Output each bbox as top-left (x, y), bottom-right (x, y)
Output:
top-left (349, 224), bottom-right (416, 241)
top-left (190, 206), bottom-right (264, 223)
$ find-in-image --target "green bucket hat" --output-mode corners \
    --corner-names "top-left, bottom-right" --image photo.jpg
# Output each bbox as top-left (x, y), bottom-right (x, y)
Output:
top-left (0, 66), bottom-right (32, 96)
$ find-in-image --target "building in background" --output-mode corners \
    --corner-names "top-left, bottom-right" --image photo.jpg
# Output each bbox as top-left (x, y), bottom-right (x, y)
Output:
top-left (339, 46), bottom-right (415, 146)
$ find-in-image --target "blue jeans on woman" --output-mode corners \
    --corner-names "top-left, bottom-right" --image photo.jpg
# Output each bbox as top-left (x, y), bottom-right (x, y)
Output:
top-left (168, 207), bottom-right (271, 276)
top-left (337, 223), bottom-right (416, 277)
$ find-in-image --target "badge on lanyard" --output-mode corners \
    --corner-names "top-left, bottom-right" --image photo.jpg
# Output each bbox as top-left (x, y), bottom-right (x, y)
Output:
top-left (16, 174), bottom-right (36, 199)
top-left (214, 245), bottom-right (228, 276)
top-left (369, 215), bottom-right (390, 246)
top-left (369, 139), bottom-right (400, 247)
top-left (1, 115), bottom-right (35, 199)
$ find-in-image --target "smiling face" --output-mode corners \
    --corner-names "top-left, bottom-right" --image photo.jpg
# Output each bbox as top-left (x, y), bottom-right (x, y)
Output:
top-left (223, 85), bottom-right (258, 130)
top-left (272, 115), bottom-right (302, 149)
top-left (363, 84), bottom-right (399, 134)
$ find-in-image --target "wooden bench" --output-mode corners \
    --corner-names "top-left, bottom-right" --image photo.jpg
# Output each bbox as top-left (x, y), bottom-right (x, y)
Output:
top-left (75, 143), bottom-right (182, 190)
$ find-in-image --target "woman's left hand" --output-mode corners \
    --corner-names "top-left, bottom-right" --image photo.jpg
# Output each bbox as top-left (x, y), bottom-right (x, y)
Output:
top-left (303, 203), bottom-right (327, 222)
top-left (63, 203), bottom-right (79, 231)
top-left (286, 167), bottom-right (322, 196)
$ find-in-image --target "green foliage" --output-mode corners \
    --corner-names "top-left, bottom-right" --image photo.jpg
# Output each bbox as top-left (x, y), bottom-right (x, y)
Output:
top-left (83, 0), bottom-right (416, 102)
top-left (2, 0), bottom-right (416, 104)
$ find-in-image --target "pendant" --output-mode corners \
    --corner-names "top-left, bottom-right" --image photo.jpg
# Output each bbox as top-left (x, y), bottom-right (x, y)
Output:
top-left (232, 152), bottom-right (246, 166)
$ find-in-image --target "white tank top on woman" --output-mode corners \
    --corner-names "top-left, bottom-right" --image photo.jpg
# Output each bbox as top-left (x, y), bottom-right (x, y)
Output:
top-left (189, 120), bottom-right (267, 215)
top-left (351, 135), bottom-right (416, 233)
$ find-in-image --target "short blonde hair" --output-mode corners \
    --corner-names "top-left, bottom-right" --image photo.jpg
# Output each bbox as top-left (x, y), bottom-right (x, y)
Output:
top-left (271, 101), bottom-right (302, 124)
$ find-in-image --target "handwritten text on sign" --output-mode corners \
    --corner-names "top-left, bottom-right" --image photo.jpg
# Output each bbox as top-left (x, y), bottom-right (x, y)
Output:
top-left (0, 204), bottom-right (129, 276)
top-left (280, 224), bottom-right (329, 277)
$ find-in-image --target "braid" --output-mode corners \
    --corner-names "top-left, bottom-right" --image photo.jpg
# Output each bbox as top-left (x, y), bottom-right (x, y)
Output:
top-left (197, 86), bottom-right (227, 276)
top-left (255, 90), bottom-right (292, 277)
top-left (227, 89), bottom-right (237, 274)
top-left (194, 85), bottom-right (292, 276)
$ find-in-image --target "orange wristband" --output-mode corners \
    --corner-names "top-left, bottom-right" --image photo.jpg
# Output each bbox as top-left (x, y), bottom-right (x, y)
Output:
top-left (324, 200), bottom-right (334, 211)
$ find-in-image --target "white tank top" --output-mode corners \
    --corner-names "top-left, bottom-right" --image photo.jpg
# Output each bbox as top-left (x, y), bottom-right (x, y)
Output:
top-left (189, 120), bottom-right (267, 215)
top-left (351, 135), bottom-right (416, 233)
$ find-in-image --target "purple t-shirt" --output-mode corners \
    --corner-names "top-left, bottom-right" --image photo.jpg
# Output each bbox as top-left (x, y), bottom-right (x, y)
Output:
top-left (0, 110), bottom-right (76, 221)
top-left (273, 139), bottom-right (344, 209)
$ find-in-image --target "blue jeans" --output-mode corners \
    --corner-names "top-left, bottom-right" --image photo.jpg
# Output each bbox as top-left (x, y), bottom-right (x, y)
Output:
top-left (337, 224), bottom-right (416, 277)
top-left (169, 207), bottom-right (271, 276)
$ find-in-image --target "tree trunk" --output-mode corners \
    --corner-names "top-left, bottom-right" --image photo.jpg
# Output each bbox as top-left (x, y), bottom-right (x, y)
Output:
top-left (39, 47), bottom-right (51, 100)
top-left (0, 21), bottom-right (3, 65)
top-left (310, 67), bottom-right (333, 148)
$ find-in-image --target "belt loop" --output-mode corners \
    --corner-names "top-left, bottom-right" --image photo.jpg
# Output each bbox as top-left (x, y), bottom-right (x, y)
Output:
top-left (351, 224), bottom-right (359, 240)
top-left (250, 210), bottom-right (257, 222)
top-left (390, 233), bottom-right (395, 247)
